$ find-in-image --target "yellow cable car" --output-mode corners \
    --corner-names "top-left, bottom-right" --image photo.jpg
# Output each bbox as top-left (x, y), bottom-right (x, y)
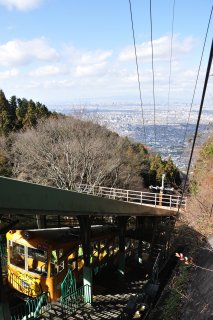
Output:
top-left (6, 226), bottom-right (119, 301)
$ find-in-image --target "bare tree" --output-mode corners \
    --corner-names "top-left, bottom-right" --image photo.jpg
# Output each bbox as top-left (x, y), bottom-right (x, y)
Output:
top-left (11, 117), bottom-right (137, 190)
top-left (0, 135), bottom-right (12, 176)
top-left (181, 134), bottom-right (213, 236)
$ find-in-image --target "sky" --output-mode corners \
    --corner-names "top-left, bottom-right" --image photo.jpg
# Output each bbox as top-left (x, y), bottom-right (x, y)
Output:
top-left (0, 0), bottom-right (212, 109)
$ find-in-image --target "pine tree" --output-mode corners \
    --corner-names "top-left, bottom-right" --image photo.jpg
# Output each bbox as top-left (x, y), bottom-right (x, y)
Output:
top-left (16, 98), bottom-right (28, 129)
top-left (0, 89), bottom-right (11, 135)
top-left (9, 95), bottom-right (17, 130)
top-left (24, 99), bottom-right (37, 127)
top-left (35, 102), bottom-right (49, 119)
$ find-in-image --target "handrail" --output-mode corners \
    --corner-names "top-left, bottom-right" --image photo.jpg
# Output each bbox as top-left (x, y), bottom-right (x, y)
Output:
top-left (151, 252), bottom-right (161, 283)
top-left (10, 292), bottom-right (51, 320)
top-left (61, 268), bottom-right (76, 299)
top-left (73, 184), bottom-right (187, 210)
top-left (61, 284), bottom-right (91, 317)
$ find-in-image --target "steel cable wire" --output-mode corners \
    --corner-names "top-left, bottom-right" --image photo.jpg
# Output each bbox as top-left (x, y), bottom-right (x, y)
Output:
top-left (149, 0), bottom-right (157, 149)
top-left (166, 0), bottom-right (176, 127)
top-left (174, 5), bottom-right (213, 185)
top-left (177, 38), bottom-right (213, 214)
top-left (128, 0), bottom-right (147, 144)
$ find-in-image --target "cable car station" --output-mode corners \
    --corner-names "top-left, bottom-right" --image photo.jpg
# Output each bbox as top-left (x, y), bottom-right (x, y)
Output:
top-left (0, 176), bottom-right (186, 319)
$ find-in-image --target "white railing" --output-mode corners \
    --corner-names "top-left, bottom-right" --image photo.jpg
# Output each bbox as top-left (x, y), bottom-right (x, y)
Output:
top-left (73, 184), bottom-right (186, 211)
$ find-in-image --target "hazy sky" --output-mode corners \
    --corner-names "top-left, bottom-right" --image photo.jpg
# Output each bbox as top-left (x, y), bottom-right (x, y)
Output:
top-left (0, 0), bottom-right (212, 108)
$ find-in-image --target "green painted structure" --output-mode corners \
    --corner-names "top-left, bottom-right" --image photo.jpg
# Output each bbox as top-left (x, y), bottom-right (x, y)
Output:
top-left (0, 175), bottom-right (177, 318)
top-left (0, 176), bottom-right (176, 217)
top-left (10, 292), bottom-right (50, 319)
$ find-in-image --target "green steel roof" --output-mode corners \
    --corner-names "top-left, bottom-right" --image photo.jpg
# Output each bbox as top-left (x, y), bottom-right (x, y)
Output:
top-left (0, 176), bottom-right (176, 217)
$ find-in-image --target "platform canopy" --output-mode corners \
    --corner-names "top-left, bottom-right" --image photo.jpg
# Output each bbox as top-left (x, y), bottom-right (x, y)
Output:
top-left (0, 176), bottom-right (176, 217)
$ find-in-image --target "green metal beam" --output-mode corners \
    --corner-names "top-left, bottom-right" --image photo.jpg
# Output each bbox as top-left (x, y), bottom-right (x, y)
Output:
top-left (0, 176), bottom-right (176, 217)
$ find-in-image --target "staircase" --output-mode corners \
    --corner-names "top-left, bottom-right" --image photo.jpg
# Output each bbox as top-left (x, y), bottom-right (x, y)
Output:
top-left (41, 301), bottom-right (62, 319)
top-left (40, 290), bottom-right (145, 319)
top-left (40, 295), bottom-right (127, 319)
top-left (40, 268), bottom-right (147, 319)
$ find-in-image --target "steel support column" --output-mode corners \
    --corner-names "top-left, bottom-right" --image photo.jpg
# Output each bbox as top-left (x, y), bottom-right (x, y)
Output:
top-left (36, 214), bottom-right (46, 228)
top-left (78, 216), bottom-right (92, 303)
top-left (117, 216), bottom-right (129, 278)
top-left (138, 240), bottom-right (143, 264)
top-left (136, 216), bottom-right (143, 264)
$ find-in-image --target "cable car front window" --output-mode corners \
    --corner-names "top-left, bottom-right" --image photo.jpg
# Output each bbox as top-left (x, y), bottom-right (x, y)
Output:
top-left (9, 242), bottom-right (25, 269)
top-left (28, 247), bottom-right (47, 276)
top-left (51, 250), bottom-right (64, 276)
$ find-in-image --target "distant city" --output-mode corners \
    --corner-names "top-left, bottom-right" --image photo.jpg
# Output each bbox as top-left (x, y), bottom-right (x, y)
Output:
top-left (52, 103), bottom-right (213, 170)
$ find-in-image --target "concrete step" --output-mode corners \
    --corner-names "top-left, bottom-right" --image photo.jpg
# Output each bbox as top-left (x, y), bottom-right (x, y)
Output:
top-left (40, 293), bottom-right (129, 319)
top-left (40, 302), bottom-right (63, 319)
top-left (40, 270), bottom-right (147, 319)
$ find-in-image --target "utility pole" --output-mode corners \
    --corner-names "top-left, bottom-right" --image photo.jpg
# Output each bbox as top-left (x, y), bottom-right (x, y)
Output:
top-left (149, 173), bottom-right (174, 206)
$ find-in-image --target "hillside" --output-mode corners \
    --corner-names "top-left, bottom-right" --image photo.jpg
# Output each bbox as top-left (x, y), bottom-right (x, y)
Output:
top-left (183, 133), bottom-right (213, 236)
top-left (178, 134), bottom-right (213, 319)
top-left (0, 91), bottom-right (181, 191)
top-left (0, 89), bottom-right (58, 135)
top-left (1, 116), bottom-right (180, 191)
top-left (148, 134), bottom-right (213, 320)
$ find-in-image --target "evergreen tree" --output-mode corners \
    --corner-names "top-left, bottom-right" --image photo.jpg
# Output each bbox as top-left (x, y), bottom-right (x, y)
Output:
top-left (0, 151), bottom-right (12, 176)
top-left (0, 90), bottom-right (8, 112)
top-left (16, 98), bottom-right (28, 129)
top-left (0, 89), bottom-right (56, 134)
top-left (0, 89), bottom-right (11, 135)
top-left (24, 99), bottom-right (37, 128)
top-left (9, 95), bottom-right (18, 130)
top-left (148, 154), bottom-right (180, 188)
top-left (164, 156), bottom-right (180, 186)
top-left (35, 102), bottom-right (49, 119)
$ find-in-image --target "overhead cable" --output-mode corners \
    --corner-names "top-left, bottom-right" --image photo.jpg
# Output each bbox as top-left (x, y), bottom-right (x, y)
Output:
top-left (166, 0), bottom-right (176, 127)
top-left (178, 38), bottom-right (213, 213)
top-left (128, 0), bottom-right (147, 144)
top-left (149, 0), bottom-right (157, 148)
top-left (174, 4), bottom-right (213, 183)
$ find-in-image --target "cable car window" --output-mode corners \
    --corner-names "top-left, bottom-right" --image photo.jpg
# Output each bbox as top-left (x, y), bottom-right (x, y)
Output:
top-left (109, 241), bottom-right (114, 256)
top-left (51, 250), bottom-right (64, 276)
top-left (92, 241), bottom-right (99, 259)
top-left (70, 260), bottom-right (76, 271)
top-left (59, 248), bottom-right (63, 258)
top-left (100, 240), bottom-right (105, 250)
top-left (58, 260), bottom-right (64, 273)
top-left (77, 256), bottom-right (84, 270)
top-left (114, 237), bottom-right (119, 254)
top-left (78, 245), bottom-right (83, 258)
top-left (28, 247), bottom-right (47, 276)
top-left (10, 242), bottom-right (25, 269)
top-left (68, 251), bottom-right (77, 271)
